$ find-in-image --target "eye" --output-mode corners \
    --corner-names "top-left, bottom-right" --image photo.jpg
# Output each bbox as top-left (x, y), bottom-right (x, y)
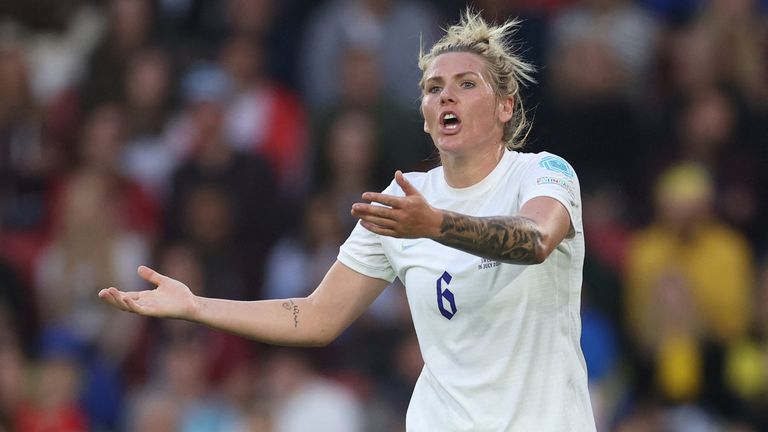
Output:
top-left (427, 85), bottom-right (442, 94)
top-left (460, 81), bottom-right (476, 89)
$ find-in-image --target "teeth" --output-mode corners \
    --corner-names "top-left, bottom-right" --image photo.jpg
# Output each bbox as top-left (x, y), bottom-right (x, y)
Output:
top-left (444, 113), bottom-right (456, 120)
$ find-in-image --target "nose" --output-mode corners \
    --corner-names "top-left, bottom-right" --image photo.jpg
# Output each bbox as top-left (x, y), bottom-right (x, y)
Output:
top-left (440, 87), bottom-right (456, 105)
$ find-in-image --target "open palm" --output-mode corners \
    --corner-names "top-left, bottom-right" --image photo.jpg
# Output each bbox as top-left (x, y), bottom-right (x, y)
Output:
top-left (98, 265), bottom-right (199, 320)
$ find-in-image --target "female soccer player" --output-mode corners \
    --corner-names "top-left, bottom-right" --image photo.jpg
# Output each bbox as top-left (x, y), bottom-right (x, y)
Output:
top-left (100, 10), bottom-right (596, 431)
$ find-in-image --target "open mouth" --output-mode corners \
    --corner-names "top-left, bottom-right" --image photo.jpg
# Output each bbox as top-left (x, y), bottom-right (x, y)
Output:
top-left (441, 112), bottom-right (461, 130)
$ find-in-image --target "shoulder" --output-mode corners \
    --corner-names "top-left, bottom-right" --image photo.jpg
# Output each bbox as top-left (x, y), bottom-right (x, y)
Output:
top-left (518, 151), bottom-right (578, 178)
top-left (403, 169), bottom-right (432, 186)
top-left (385, 170), bottom-right (432, 196)
top-left (702, 223), bottom-right (751, 254)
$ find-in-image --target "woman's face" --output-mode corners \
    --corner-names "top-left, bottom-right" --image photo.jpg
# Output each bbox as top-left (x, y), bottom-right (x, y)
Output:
top-left (420, 52), bottom-right (512, 156)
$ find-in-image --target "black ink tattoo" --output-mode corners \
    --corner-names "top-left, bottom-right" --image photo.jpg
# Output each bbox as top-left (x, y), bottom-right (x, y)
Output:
top-left (438, 211), bottom-right (544, 264)
top-left (282, 302), bottom-right (291, 310)
top-left (288, 299), bottom-right (299, 328)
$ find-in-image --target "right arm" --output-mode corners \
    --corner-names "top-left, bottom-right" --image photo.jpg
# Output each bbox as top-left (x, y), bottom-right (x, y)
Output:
top-left (98, 261), bottom-right (389, 347)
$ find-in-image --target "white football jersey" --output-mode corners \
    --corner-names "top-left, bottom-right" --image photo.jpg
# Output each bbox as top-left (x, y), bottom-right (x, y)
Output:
top-left (338, 150), bottom-right (596, 431)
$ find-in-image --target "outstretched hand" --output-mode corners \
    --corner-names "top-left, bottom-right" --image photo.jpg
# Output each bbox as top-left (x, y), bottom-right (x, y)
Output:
top-left (98, 266), bottom-right (199, 320)
top-left (351, 170), bottom-right (443, 239)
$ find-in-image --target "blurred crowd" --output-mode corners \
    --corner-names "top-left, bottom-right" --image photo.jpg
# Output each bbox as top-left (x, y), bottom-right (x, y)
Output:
top-left (0, 0), bottom-right (766, 431)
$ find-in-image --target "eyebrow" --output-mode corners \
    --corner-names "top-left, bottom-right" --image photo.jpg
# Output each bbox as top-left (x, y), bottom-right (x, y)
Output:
top-left (423, 71), bottom-right (482, 86)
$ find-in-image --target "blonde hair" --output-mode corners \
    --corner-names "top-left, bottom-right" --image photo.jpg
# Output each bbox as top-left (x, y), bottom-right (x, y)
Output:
top-left (419, 9), bottom-right (536, 149)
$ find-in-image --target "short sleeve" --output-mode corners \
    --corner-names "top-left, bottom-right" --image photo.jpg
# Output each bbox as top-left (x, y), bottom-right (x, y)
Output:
top-left (519, 152), bottom-right (583, 234)
top-left (337, 183), bottom-right (398, 283)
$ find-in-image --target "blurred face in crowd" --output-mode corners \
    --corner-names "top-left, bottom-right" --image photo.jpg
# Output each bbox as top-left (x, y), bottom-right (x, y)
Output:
top-left (655, 166), bottom-right (714, 234)
top-left (363, 0), bottom-right (394, 16)
top-left (340, 48), bottom-right (382, 107)
top-left (554, 39), bottom-right (625, 100)
top-left (183, 185), bottom-right (234, 248)
top-left (220, 36), bottom-right (265, 87)
top-left (131, 395), bottom-right (179, 432)
top-left (162, 340), bottom-right (207, 398)
top-left (125, 50), bottom-right (171, 111)
top-left (191, 101), bottom-right (226, 140)
top-left (680, 88), bottom-right (735, 157)
top-left (0, 44), bottom-right (31, 112)
top-left (302, 195), bottom-right (343, 248)
top-left (36, 356), bottom-right (82, 408)
top-left (0, 343), bottom-right (24, 412)
top-left (420, 52), bottom-right (512, 156)
top-left (711, 0), bottom-right (755, 17)
top-left (669, 29), bottom-right (718, 94)
top-left (227, 0), bottom-right (275, 35)
top-left (80, 105), bottom-right (125, 169)
top-left (110, 0), bottom-right (152, 48)
top-left (326, 111), bottom-right (376, 180)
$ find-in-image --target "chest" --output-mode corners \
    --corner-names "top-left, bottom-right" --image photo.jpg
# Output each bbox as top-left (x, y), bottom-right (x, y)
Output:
top-left (383, 233), bottom-right (539, 325)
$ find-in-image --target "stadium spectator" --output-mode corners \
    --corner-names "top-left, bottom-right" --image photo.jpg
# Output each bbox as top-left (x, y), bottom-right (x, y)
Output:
top-left (14, 355), bottom-right (88, 432)
top-left (309, 47), bottom-right (432, 189)
top-left (263, 194), bottom-right (345, 301)
top-left (120, 47), bottom-right (178, 200)
top-left (300, 0), bottom-right (440, 109)
top-left (262, 349), bottom-right (364, 432)
top-left (690, 0), bottom-right (768, 108)
top-left (81, 0), bottom-right (155, 110)
top-left (549, 0), bottom-right (661, 98)
top-left (220, 34), bottom-right (308, 196)
top-left (0, 39), bottom-right (63, 281)
top-left (626, 163), bottom-right (753, 345)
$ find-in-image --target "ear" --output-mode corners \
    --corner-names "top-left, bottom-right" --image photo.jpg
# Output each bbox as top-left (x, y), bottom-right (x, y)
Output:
top-left (497, 96), bottom-right (514, 123)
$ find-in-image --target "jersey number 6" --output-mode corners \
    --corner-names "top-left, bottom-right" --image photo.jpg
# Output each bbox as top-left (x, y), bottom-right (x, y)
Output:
top-left (436, 271), bottom-right (457, 320)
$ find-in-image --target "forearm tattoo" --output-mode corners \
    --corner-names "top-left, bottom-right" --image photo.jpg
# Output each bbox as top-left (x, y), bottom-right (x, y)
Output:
top-left (438, 211), bottom-right (544, 264)
top-left (282, 300), bottom-right (300, 328)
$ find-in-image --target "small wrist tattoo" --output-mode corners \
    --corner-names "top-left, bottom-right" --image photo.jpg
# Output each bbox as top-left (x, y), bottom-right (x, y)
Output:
top-left (287, 299), bottom-right (299, 328)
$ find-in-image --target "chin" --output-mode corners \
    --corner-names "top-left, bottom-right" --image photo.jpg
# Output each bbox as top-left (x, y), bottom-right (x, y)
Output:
top-left (433, 135), bottom-right (466, 154)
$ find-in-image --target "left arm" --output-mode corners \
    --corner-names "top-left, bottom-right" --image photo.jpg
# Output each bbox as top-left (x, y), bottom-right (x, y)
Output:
top-left (351, 171), bottom-right (572, 265)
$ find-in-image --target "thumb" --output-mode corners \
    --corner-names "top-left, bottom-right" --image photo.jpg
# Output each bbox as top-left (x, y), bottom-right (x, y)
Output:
top-left (395, 170), bottom-right (419, 196)
top-left (138, 265), bottom-right (168, 286)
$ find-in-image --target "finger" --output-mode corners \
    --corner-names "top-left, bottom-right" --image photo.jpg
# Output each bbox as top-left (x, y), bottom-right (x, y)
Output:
top-left (360, 221), bottom-right (398, 237)
top-left (351, 203), bottom-right (397, 220)
top-left (98, 287), bottom-right (118, 304)
top-left (395, 170), bottom-right (419, 196)
top-left (356, 213), bottom-right (398, 229)
top-left (123, 295), bottom-right (146, 315)
top-left (361, 192), bottom-right (403, 208)
top-left (105, 288), bottom-right (131, 312)
top-left (138, 265), bottom-right (167, 286)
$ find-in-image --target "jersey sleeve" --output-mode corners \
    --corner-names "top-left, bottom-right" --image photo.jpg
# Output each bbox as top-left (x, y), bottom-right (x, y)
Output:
top-left (337, 182), bottom-right (398, 283)
top-left (519, 152), bottom-right (583, 234)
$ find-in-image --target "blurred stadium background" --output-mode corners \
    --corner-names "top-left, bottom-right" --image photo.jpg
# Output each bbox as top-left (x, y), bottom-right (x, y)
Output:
top-left (0, 0), bottom-right (767, 431)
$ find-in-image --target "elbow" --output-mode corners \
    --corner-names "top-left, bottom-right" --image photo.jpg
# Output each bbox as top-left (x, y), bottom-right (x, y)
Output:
top-left (306, 329), bottom-right (336, 347)
top-left (304, 313), bottom-right (342, 347)
top-left (529, 251), bottom-right (547, 265)
top-left (499, 246), bottom-right (547, 265)
top-left (528, 232), bottom-right (551, 264)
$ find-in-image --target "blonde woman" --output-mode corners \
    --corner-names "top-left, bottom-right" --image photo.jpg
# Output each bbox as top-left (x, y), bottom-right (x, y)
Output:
top-left (101, 10), bottom-right (595, 431)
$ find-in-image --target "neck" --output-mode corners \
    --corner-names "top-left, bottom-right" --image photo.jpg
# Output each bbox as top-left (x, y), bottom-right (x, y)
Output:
top-left (441, 144), bottom-right (505, 188)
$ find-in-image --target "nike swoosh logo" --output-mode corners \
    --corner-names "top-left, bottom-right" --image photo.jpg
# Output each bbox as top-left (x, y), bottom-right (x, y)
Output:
top-left (401, 241), bottom-right (423, 251)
